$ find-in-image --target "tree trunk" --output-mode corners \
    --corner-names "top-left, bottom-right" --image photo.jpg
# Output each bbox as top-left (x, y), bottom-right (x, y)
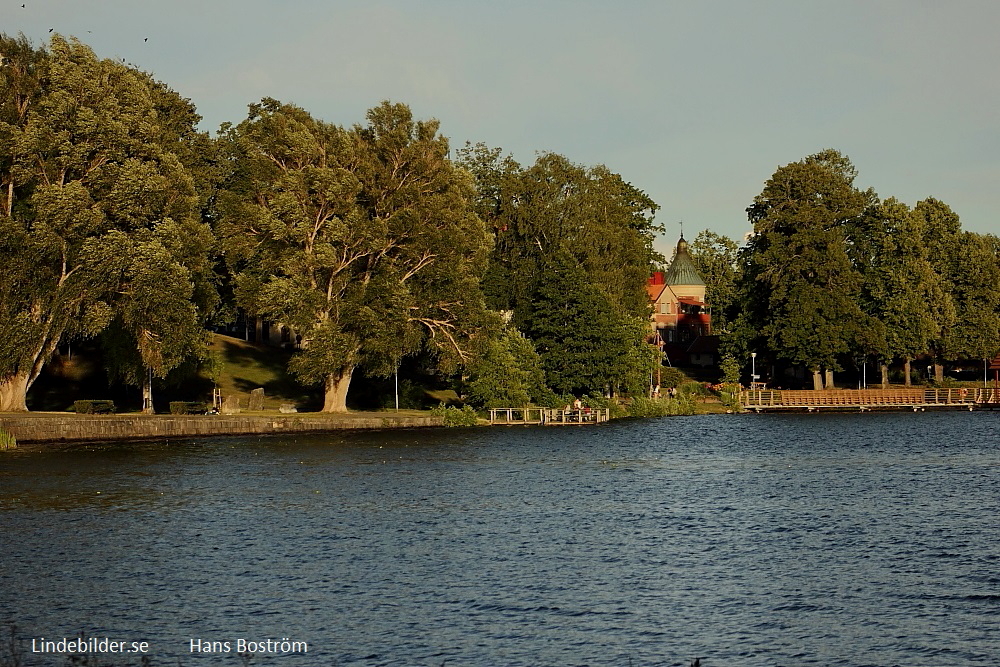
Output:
top-left (880, 363), bottom-right (889, 389)
top-left (0, 372), bottom-right (31, 412)
top-left (825, 369), bottom-right (834, 389)
top-left (322, 366), bottom-right (354, 413)
top-left (904, 358), bottom-right (912, 387)
top-left (811, 368), bottom-right (823, 391)
top-left (934, 362), bottom-right (944, 384)
top-left (142, 371), bottom-right (154, 414)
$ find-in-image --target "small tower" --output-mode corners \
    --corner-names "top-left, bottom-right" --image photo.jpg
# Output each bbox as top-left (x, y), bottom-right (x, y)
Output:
top-left (648, 235), bottom-right (711, 348)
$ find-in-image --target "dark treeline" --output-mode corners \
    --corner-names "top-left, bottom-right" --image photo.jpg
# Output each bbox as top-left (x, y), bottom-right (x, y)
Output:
top-left (0, 34), bottom-right (663, 412)
top-left (690, 149), bottom-right (1000, 389)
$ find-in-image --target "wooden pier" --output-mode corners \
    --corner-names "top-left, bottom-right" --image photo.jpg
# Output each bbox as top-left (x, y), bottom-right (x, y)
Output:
top-left (741, 388), bottom-right (1000, 412)
top-left (488, 407), bottom-right (610, 425)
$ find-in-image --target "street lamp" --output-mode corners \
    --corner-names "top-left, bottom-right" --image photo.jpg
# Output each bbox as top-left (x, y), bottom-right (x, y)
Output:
top-left (750, 352), bottom-right (758, 388)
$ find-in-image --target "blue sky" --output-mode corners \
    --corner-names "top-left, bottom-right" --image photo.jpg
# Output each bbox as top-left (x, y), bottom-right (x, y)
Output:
top-left (7, 0), bottom-right (999, 255)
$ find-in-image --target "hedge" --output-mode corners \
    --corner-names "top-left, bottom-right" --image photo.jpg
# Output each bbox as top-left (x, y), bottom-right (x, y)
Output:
top-left (169, 401), bottom-right (209, 415)
top-left (73, 400), bottom-right (116, 414)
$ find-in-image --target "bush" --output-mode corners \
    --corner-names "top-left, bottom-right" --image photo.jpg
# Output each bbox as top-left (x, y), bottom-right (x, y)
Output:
top-left (169, 401), bottom-right (208, 415)
top-left (581, 394), bottom-right (627, 419)
top-left (718, 383), bottom-right (743, 412)
top-left (73, 400), bottom-right (116, 414)
top-left (0, 429), bottom-right (16, 451)
top-left (678, 381), bottom-right (710, 397)
top-left (430, 403), bottom-right (480, 427)
top-left (627, 395), bottom-right (696, 417)
top-left (659, 367), bottom-right (692, 388)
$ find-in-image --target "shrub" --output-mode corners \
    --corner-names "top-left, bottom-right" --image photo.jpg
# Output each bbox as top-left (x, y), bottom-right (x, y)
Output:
top-left (430, 403), bottom-right (480, 427)
top-left (73, 400), bottom-right (116, 414)
top-left (169, 401), bottom-right (208, 415)
top-left (718, 382), bottom-right (743, 412)
top-left (678, 381), bottom-right (710, 397)
top-left (659, 367), bottom-right (692, 388)
top-left (581, 394), bottom-right (627, 419)
top-left (0, 429), bottom-right (16, 451)
top-left (627, 395), bottom-right (696, 417)
top-left (720, 353), bottom-right (742, 385)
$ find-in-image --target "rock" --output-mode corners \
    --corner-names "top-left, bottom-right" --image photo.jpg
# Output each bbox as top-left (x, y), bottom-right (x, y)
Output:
top-left (248, 387), bottom-right (265, 411)
top-left (279, 404), bottom-right (298, 414)
top-left (221, 395), bottom-right (241, 415)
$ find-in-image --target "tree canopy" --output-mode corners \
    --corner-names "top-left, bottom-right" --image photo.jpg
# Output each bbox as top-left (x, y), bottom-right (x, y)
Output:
top-left (217, 99), bottom-right (493, 411)
top-left (0, 35), bottom-right (214, 411)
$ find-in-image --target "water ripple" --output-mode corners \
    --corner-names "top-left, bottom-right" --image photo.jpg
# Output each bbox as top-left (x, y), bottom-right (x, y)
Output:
top-left (2, 412), bottom-right (998, 665)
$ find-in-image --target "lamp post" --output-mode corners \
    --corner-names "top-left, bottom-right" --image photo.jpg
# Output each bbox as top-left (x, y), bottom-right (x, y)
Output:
top-left (750, 352), bottom-right (757, 388)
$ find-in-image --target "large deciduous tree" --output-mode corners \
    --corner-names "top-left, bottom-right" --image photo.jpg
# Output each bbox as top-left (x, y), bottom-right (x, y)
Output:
top-left (737, 149), bottom-right (875, 390)
top-left (457, 143), bottom-right (662, 318)
top-left (217, 100), bottom-right (492, 412)
top-left (457, 143), bottom-right (661, 396)
top-left (910, 198), bottom-right (1000, 378)
top-left (0, 35), bottom-right (213, 411)
top-left (848, 198), bottom-right (952, 387)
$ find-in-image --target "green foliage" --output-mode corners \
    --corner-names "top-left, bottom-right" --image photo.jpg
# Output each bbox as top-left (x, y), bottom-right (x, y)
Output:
top-left (659, 366), bottom-right (692, 388)
top-left (519, 253), bottom-right (655, 396)
top-left (203, 350), bottom-right (225, 387)
top-left (73, 400), bottom-right (116, 414)
top-left (678, 380), bottom-right (709, 397)
top-left (457, 145), bottom-right (662, 320)
top-left (718, 384), bottom-right (743, 412)
top-left (0, 429), bottom-right (16, 451)
top-left (168, 401), bottom-right (208, 414)
top-left (380, 378), bottom-right (430, 410)
top-left (626, 395), bottom-right (696, 417)
top-left (719, 354), bottom-right (741, 385)
top-left (0, 34), bottom-right (215, 411)
top-left (849, 197), bottom-right (952, 368)
top-left (463, 326), bottom-right (552, 408)
top-left (579, 393), bottom-right (628, 419)
top-left (218, 100), bottom-right (492, 411)
top-left (430, 403), bottom-right (480, 427)
top-left (735, 149), bottom-right (875, 376)
top-left (689, 230), bottom-right (739, 331)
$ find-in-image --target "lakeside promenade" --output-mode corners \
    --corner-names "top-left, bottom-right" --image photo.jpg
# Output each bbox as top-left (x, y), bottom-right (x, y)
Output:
top-left (0, 411), bottom-right (443, 445)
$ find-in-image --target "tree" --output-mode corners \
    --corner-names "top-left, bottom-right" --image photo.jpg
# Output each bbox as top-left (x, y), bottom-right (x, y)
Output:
top-left (848, 198), bottom-right (952, 387)
top-left (462, 326), bottom-right (552, 408)
top-left (910, 197), bottom-right (964, 381)
top-left (96, 225), bottom-right (214, 411)
top-left (457, 144), bottom-right (662, 319)
top-left (737, 149), bottom-right (875, 389)
top-left (217, 100), bottom-right (492, 412)
top-left (457, 144), bottom-right (661, 398)
top-left (519, 253), bottom-right (656, 397)
top-left (939, 231), bottom-right (1000, 369)
top-left (0, 35), bottom-right (213, 411)
top-left (689, 230), bottom-right (739, 331)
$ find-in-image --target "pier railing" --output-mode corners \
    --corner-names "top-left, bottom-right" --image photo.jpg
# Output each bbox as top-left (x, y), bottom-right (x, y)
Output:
top-left (488, 407), bottom-right (610, 425)
top-left (741, 388), bottom-right (1000, 411)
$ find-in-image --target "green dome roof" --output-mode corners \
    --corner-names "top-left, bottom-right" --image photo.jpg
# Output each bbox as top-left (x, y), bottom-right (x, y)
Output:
top-left (663, 236), bottom-right (705, 286)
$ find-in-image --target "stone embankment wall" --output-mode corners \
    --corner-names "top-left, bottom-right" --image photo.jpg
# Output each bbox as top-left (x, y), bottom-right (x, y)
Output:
top-left (0, 413), bottom-right (443, 444)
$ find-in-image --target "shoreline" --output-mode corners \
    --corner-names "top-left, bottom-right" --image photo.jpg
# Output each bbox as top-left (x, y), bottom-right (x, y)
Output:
top-left (0, 411), bottom-right (444, 445)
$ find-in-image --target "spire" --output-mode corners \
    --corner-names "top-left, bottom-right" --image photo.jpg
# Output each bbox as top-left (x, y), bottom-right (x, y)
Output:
top-left (663, 234), bottom-right (704, 286)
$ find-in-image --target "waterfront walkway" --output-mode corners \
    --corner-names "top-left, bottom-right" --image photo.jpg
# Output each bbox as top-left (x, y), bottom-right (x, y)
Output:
top-left (741, 388), bottom-right (1000, 412)
top-left (0, 411), bottom-right (443, 444)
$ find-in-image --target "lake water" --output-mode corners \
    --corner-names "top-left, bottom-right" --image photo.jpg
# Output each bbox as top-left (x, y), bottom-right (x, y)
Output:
top-left (1, 412), bottom-right (998, 666)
